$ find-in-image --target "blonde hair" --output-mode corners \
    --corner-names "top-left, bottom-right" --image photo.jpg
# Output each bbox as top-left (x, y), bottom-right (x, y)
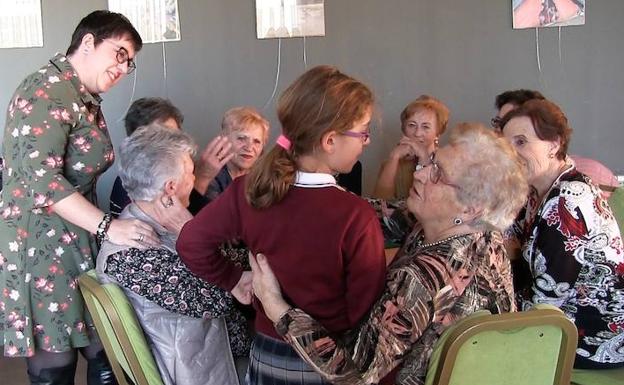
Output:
top-left (448, 123), bottom-right (528, 230)
top-left (221, 106), bottom-right (270, 144)
top-left (245, 65), bottom-right (374, 209)
top-left (400, 95), bottom-right (450, 136)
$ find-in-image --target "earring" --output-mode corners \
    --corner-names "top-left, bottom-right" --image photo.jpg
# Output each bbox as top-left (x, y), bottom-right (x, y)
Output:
top-left (453, 218), bottom-right (463, 226)
top-left (161, 196), bottom-right (174, 208)
top-left (434, 137), bottom-right (440, 147)
top-left (548, 153), bottom-right (555, 159)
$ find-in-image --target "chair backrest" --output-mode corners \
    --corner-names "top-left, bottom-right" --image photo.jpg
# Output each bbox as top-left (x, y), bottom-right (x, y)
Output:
top-left (78, 270), bottom-right (164, 385)
top-left (607, 187), bottom-right (624, 233)
top-left (425, 305), bottom-right (578, 385)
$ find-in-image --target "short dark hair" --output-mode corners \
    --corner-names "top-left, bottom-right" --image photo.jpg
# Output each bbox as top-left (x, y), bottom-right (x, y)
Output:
top-left (501, 99), bottom-right (572, 160)
top-left (494, 89), bottom-right (545, 111)
top-left (66, 10), bottom-right (142, 56)
top-left (124, 98), bottom-right (184, 136)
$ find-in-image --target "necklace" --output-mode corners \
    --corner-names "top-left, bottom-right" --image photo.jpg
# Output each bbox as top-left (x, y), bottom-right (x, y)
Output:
top-left (418, 233), bottom-right (475, 249)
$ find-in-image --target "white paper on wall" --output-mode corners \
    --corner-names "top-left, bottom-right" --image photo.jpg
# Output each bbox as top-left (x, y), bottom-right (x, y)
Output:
top-left (0, 0), bottom-right (43, 49)
top-left (256, 0), bottom-right (325, 39)
top-left (108, 0), bottom-right (181, 43)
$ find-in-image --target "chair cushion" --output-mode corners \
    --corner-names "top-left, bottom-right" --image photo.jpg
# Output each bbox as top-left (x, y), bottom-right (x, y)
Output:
top-left (571, 367), bottom-right (624, 385)
top-left (608, 187), bottom-right (624, 233)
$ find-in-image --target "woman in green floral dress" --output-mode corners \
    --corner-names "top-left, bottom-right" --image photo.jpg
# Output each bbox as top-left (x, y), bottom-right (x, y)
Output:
top-left (0, 10), bottom-right (158, 385)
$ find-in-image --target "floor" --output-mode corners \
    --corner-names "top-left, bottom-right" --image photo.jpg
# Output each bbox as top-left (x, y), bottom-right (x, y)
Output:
top-left (0, 348), bottom-right (88, 385)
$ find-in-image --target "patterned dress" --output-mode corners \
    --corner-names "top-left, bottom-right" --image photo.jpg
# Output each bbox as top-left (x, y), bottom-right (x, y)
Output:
top-left (276, 230), bottom-right (515, 385)
top-left (512, 166), bottom-right (624, 368)
top-left (0, 54), bottom-right (114, 357)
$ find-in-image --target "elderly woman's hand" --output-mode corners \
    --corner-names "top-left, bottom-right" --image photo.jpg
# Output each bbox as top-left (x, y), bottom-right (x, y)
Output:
top-left (389, 136), bottom-right (417, 161)
top-left (151, 195), bottom-right (193, 235)
top-left (197, 136), bottom-right (234, 180)
top-left (107, 218), bottom-right (160, 248)
top-left (249, 252), bottom-right (291, 322)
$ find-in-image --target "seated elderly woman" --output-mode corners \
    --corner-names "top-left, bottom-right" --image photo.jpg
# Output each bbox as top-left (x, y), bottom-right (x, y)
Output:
top-left (373, 95), bottom-right (450, 199)
top-left (96, 125), bottom-right (250, 385)
top-left (250, 123), bottom-right (528, 385)
top-left (500, 99), bottom-right (624, 369)
top-left (194, 106), bottom-right (270, 202)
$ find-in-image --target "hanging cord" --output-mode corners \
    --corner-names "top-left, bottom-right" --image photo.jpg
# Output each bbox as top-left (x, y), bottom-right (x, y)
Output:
top-left (262, 37), bottom-right (282, 111)
top-left (302, 34), bottom-right (308, 68)
top-left (162, 42), bottom-right (168, 97)
top-left (117, 57), bottom-right (139, 122)
top-left (558, 26), bottom-right (562, 65)
top-left (535, 27), bottom-right (542, 73)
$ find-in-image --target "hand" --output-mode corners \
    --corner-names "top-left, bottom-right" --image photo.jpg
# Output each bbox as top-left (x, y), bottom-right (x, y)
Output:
top-left (231, 271), bottom-right (253, 305)
top-left (389, 136), bottom-right (417, 161)
top-left (107, 218), bottom-right (160, 249)
top-left (196, 135), bottom-right (234, 181)
top-left (249, 252), bottom-right (290, 322)
top-left (151, 195), bottom-right (193, 235)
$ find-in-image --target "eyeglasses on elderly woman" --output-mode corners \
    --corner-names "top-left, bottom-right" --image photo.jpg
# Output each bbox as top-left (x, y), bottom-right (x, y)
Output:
top-left (426, 152), bottom-right (461, 189)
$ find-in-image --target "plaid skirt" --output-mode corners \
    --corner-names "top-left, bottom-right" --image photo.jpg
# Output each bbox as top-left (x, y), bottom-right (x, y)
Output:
top-left (246, 333), bottom-right (330, 385)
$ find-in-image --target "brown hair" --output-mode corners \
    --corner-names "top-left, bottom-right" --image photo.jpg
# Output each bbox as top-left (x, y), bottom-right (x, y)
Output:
top-left (400, 95), bottom-right (450, 136)
top-left (501, 99), bottom-right (572, 160)
top-left (245, 65), bottom-right (374, 209)
top-left (221, 106), bottom-right (270, 144)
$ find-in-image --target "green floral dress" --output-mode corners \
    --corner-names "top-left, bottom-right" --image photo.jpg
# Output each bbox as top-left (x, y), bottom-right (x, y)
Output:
top-left (0, 54), bottom-right (114, 357)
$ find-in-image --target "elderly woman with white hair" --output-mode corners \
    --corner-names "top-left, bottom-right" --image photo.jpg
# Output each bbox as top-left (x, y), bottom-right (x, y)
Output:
top-left (96, 125), bottom-right (249, 385)
top-left (250, 123), bottom-right (528, 385)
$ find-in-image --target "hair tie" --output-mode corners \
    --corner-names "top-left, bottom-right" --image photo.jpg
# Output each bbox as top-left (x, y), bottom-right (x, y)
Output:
top-left (276, 134), bottom-right (292, 151)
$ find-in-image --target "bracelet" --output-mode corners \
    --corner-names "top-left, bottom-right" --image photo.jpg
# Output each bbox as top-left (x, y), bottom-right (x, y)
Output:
top-left (96, 213), bottom-right (112, 244)
top-left (273, 307), bottom-right (294, 336)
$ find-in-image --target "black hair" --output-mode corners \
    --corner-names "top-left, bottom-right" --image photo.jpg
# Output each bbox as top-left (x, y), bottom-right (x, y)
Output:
top-left (494, 89), bottom-right (545, 110)
top-left (124, 98), bottom-right (184, 136)
top-left (66, 10), bottom-right (142, 56)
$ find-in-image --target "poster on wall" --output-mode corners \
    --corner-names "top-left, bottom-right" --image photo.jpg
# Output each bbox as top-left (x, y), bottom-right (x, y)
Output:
top-left (513, 0), bottom-right (585, 29)
top-left (0, 0), bottom-right (43, 48)
top-left (108, 0), bottom-right (181, 43)
top-left (256, 0), bottom-right (325, 39)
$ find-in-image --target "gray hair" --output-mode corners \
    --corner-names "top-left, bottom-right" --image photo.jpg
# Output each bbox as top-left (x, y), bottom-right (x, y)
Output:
top-left (118, 124), bottom-right (196, 201)
top-left (449, 123), bottom-right (528, 231)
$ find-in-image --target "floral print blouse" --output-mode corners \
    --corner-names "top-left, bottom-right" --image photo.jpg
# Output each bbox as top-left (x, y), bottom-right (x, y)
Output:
top-left (1, 54), bottom-right (113, 356)
top-left (104, 247), bottom-right (251, 357)
top-left (512, 166), bottom-right (624, 368)
top-left (277, 230), bottom-right (515, 385)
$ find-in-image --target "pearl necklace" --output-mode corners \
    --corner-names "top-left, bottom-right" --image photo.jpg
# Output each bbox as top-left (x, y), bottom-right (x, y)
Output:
top-left (418, 233), bottom-right (476, 249)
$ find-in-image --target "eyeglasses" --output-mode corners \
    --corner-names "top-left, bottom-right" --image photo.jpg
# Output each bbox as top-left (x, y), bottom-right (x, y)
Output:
top-left (341, 130), bottom-right (371, 143)
top-left (491, 116), bottom-right (503, 129)
top-left (428, 153), bottom-right (461, 189)
top-left (103, 40), bottom-right (136, 74)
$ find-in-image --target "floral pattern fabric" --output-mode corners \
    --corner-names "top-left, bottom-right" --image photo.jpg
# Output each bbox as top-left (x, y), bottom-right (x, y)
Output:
top-left (104, 247), bottom-right (251, 357)
top-left (280, 231), bottom-right (515, 385)
top-left (512, 167), bottom-right (624, 368)
top-left (0, 54), bottom-right (114, 356)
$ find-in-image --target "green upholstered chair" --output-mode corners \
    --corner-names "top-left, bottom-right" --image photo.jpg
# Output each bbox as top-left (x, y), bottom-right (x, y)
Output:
top-left (424, 305), bottom-right (577, 385)
top-left (571, 367), bottom-right (624, 385)
top-left (78, 270), bottom-right (164, 385)
top-left (608, 187), bottom-right (624, 233)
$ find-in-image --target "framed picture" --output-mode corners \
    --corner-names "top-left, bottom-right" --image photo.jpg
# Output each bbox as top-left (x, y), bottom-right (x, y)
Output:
top-left (256, 0), bottom-right (325, 39)
top-left (513, 0), bottom-right (585, 29)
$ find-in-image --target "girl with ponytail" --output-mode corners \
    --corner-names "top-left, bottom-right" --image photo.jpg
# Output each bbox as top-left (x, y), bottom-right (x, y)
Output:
top-left (178, 65), bottom-right (386, 384)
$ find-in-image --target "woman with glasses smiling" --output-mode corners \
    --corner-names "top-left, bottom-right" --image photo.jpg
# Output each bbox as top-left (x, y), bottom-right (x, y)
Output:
top-left (250, 123), bottom-right (528, 385)
top-left (0, 10), bottom-right (151, 385)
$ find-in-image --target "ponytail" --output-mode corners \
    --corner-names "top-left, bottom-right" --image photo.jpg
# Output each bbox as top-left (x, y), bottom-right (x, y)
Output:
top-left (245, 146), bottom-right (296, 209)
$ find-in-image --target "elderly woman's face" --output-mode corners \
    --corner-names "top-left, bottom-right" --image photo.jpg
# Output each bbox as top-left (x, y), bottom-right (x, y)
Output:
top-left (406, 145), bottom-right (465, 226)
top-left (227, 124), bottom-right (265, 172)
top-left (502, 116), bottom-right (557, 185)
top-left (402, 109), bottom-right (439, 153)
top-left (175, 154), bottom-right (196, 207)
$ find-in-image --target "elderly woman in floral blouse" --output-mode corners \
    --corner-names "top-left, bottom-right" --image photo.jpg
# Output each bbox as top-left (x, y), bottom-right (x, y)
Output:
top-left (250, 123), bottom-right (528, 385)
top-left (501, 99), bottom-right (624, 369)
top-left (96, 125), bottom-right (250, 385)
